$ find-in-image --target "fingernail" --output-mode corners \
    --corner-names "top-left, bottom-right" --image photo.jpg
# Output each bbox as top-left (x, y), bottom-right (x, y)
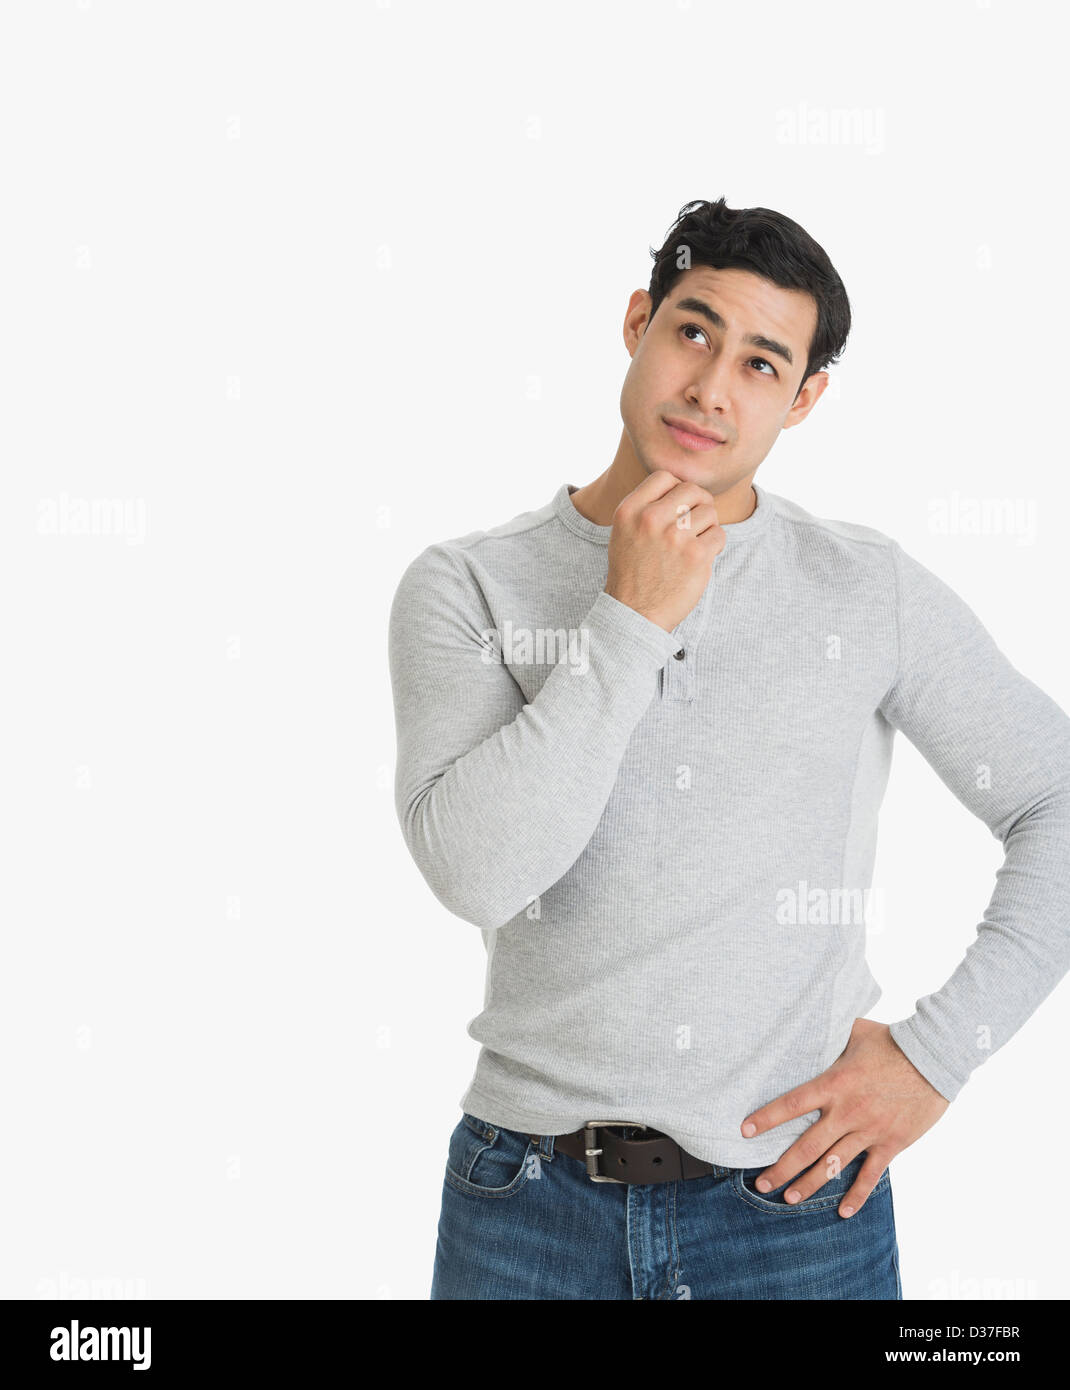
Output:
top-left (755, 1178), bottom-right (771, 1192)
top-left (785, 1189), bottom-right (800, 1203)
top-left (841, 1205), bottom-right (855, 1217)
top-left (742, 1122), bottom-right (756, 1137)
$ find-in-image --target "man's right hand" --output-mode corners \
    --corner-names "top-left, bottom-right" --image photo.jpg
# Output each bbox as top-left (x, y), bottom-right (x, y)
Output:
top-left (604, 470), bottom-right (727, 632)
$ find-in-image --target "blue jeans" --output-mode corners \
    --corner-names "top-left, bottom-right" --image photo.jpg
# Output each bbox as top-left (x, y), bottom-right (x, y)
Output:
top-left (431, 1112), bottom-right (902, 1300)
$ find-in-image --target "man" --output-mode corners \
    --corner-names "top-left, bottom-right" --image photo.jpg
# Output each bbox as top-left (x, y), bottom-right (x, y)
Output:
top-left (388, 197), bottom-right (1070, 1300)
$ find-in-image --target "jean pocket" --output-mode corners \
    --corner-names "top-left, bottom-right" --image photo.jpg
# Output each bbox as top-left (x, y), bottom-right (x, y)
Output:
top-left (443, 1112), bottom-right (538, 1199)
top-left (731, 1151), bottom-right (889, 1215)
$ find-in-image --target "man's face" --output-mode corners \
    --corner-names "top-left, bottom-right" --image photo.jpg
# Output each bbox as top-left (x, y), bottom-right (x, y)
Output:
top-left (619, 265), bottom-right (827, 493)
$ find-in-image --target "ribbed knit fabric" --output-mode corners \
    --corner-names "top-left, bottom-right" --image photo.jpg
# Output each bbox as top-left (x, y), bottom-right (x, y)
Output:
top-left (387, 481), bottom-right (1070, 1166)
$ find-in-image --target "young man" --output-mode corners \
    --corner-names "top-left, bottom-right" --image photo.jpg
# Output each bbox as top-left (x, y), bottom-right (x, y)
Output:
top-left (388, 197), bottom-right (1070, 1301)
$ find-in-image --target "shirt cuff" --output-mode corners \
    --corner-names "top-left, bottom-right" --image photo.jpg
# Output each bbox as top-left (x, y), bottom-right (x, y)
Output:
top-left (584, 590), bottom-right (684, 667)
top-left (888, 1017), bottom-right (966, 1103)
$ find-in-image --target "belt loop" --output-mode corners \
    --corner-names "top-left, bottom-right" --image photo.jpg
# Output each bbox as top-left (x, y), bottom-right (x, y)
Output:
top-left (534, 1132), bottom-right (555, 1159)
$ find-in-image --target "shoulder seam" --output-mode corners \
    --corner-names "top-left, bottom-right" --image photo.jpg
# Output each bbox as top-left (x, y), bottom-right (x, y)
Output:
top-left (877, 540), bottom-right (903, 711)
top-left (437, 509), bottom-right (562, 554)
top-left (772, 512), bottom-right (895, 552)
top-left (406, 533), bottom-right (496, 626)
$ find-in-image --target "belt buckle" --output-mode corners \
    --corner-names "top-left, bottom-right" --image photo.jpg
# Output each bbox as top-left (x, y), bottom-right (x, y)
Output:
top-left (582, 1120), bottom-right (647, 1183)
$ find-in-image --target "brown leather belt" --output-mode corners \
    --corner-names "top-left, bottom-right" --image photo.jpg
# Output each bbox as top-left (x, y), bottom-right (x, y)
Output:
top-left (527, 1121), bottom-right (718, 1184)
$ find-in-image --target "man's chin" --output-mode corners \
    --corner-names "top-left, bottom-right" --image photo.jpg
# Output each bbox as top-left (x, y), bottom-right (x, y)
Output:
top-left (645, 450), bottom-right (727, 490)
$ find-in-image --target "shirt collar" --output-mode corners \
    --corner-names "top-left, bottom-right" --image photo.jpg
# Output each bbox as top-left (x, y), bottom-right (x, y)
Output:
top-left (552, 479), bottom-right (776, 546)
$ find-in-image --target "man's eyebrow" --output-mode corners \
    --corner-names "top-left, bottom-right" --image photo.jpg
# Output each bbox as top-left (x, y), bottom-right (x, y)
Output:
top-left (672, 295), bottom-right (795, 368)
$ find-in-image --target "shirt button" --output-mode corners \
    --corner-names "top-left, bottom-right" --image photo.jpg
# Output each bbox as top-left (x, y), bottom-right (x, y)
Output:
top-left (674, 648), bottom-right (686, 660)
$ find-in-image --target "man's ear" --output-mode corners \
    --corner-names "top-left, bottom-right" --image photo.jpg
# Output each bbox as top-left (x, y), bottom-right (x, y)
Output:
top-left (784, 370), bottom-right (829, 429)
top-left (624, 288), bottom-right (653, 353)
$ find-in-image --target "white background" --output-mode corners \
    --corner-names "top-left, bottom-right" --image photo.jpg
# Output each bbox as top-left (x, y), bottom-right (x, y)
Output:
top-left (2, 0), bottom-right (1067, 1302)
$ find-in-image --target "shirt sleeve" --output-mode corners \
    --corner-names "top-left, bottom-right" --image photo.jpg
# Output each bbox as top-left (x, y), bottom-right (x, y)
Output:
top-left (879, 539), bottom-right (1070, 1101)
top-left (387, 542), bottom-right (682, 930)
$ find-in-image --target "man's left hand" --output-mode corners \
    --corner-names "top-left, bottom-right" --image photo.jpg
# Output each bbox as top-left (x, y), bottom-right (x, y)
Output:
top-left (739, 1017), bottom-right (950, 1217)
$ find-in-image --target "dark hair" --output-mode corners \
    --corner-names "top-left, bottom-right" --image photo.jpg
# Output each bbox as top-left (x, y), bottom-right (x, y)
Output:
top-left (647, 197), bottom-right (851, 397)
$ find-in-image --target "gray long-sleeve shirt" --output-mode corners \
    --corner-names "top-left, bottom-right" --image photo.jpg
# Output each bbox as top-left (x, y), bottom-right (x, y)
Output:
top-left (387, 480), bottom-right (1070, 1166)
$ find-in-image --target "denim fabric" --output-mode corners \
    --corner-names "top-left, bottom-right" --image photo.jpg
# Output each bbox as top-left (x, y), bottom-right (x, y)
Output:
top-left (430, 1112), bottom-right (902, 1300)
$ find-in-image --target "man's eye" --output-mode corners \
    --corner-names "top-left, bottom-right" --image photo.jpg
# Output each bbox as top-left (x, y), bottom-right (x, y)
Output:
top-left (682, 326), bottom-right (777, 379)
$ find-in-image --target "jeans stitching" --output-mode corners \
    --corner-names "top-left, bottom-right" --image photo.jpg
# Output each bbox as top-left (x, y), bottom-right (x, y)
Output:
top-left (731, 1162), bottom-right (889, 1215)
top-left (446, 1117), bottom-right (535, 1198)
top-left (665, 1181), bottom-right (681, 1299)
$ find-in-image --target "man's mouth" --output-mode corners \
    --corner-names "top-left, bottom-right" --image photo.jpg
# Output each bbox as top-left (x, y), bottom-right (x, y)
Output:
top-left (663, 416), bottom-right (727, 451)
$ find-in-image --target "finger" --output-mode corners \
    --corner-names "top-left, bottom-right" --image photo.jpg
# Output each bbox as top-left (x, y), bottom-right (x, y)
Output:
top-left (751, 1121), bottom-right (841, 1195)
top-left (741, 1081), bottom-right (826, 1139)
top-left (679, 501), bottom-right (721, 535)
top-left (838, 1150), bottom-right (891, 1219)
top-left (646, 482), bottom-right (718, 531)
top-left (621, 468), bottom-right (687, 509)
top-left (777, 1138), bottom-right (868, 1205)
top-left (662, 480), bottom-right (717, 513)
